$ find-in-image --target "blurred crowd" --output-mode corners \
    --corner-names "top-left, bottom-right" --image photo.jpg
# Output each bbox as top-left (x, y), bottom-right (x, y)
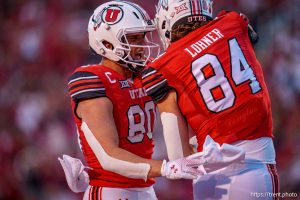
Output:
top-left (0, 0), bottom-right (299, 199)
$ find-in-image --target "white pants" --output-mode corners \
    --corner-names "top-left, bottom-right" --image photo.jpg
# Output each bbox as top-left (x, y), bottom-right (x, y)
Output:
top-left (83, 185), bottom-right (157, 200)
top-left (193, 137), bottom-right (279, 200)
top-left (193, 162), bottom-right (279, 200)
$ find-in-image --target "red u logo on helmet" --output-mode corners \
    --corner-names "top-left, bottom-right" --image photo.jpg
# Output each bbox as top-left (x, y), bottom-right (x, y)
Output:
top-left (105, 9), bottom-right (121, 22)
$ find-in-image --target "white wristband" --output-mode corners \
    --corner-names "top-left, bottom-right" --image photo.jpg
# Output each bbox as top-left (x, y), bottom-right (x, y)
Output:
top-left (160, 159), bottom-right (167, 176)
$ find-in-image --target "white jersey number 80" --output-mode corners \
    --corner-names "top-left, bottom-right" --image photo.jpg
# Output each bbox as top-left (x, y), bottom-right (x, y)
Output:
top-left (127, 101), bottom-right (156, 143)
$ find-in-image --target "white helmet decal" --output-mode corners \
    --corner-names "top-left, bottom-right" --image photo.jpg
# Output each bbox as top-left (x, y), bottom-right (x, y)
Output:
top-left (91, 11), bottom-right (102, 31)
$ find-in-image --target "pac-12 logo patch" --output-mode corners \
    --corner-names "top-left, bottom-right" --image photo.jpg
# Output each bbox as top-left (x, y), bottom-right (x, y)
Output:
top-left (102, 6), bottom-right (124, 25)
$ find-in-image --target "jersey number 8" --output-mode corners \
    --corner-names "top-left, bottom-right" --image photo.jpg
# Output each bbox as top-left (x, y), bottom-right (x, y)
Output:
top-left (127, 101), bottom-right (156, 143)
top-left (191, 38), bottom-right (262, 113)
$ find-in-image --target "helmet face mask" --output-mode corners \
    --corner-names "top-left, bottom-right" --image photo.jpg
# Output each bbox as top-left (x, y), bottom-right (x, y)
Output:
top-left (155, 0), bottom-right (213, 50)
top-left (116, 29), bottom-right (159, 72)
top-left (88, 1), bottom-right (160, 72)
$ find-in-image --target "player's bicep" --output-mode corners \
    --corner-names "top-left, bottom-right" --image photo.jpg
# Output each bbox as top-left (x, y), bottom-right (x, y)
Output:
top-left (141, 67), bottom-right (172, 103)
top-left (77, 97), bottom-right (119, 149)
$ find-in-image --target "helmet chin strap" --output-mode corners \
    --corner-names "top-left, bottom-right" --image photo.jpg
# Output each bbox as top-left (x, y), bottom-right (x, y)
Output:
top-left (128, 63), bottom-right (144, 73)
top-left (117, 53), bottom-right (145, 73)
top-left (117, 60), bottom-right (144, 73)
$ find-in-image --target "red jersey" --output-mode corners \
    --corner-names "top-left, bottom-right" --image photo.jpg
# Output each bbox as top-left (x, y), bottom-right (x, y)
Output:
top-left (142, 11), bottom-right (273, 151)
top-left (68, 64), bottom-right (156, 188)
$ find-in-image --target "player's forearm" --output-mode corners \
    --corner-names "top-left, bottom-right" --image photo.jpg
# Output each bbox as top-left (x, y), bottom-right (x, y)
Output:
top-left (158, 91), bottom-right (191, 159)
top-left (176, 112), bottom-right (192, 156)
top-left (107, 147), bottom-right (163, 177)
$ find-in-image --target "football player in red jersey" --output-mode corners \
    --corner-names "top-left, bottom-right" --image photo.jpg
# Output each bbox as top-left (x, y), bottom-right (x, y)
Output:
top-left (142, 0), bottom-right (279, 199)
top-left (62, 1), bottom-right (205, 200)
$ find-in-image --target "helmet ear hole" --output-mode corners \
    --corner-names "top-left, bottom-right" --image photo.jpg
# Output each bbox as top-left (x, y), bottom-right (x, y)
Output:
top-left (102, 41), bottom-right (114, 50)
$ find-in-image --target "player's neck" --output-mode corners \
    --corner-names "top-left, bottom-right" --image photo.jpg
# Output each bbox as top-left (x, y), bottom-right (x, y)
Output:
top-left (101, 58), bottom-right (133, 78)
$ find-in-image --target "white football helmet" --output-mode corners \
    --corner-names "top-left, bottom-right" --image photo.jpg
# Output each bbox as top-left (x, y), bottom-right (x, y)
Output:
top-left (155, 0), bottom-right (213, 50)
top-left (88, 1), bottom-right (160, 72)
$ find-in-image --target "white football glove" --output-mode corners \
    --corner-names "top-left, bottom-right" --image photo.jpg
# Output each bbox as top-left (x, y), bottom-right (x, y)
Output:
top-left (160, 156), bottom-right (206, 179)
top-left (58, 154), bottom-right (90, 193)
top-left (188, 135), bottom-right (246, 173)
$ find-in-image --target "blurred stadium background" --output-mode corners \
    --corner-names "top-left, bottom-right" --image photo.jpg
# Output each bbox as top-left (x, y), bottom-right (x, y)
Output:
top-left (0, 0), bottom-right (299, 199)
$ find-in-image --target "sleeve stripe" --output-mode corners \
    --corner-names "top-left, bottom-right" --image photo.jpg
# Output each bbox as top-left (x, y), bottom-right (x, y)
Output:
top-left (143, 74), bottom-right (163, 86)
top-left (145, 79), bottom-right (167, 93)
top-left (142, 70), bottom-right (157, 79)
top-left (68, 79), bottom-right (102, 88)
top-left (68, 76), bottom-right (99, 85)
top-left (70, 88), bottom-right (105, 98)
top-left (142, 73), bottom-right (165, 90)
top-left (68, 71), bottom-right (107, 102)
top-left (69, 85), bottom-right (104, 95)
top-left (69, 82), bottom-right (103, 92)
top-left (141, 67), bottom-right (171, 103)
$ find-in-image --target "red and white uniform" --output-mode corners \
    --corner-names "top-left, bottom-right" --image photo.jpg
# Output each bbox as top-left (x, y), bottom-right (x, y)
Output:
top-left (68, 64), bottom-right (156, 189)
top-left (142, 11), bottom-right (273, 151)
top-left (142, 11), bottom-right (279, 199)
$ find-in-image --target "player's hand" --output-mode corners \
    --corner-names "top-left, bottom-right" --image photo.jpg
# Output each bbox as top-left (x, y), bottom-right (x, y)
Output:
top-left (58, 154), bottom-right (90, 193)
top-left (239, 13), bottom-right (259, 44)
top-left (160, 156), bottom-right (205, 179)
top-left (239, 13), bottom-right (250, 24)
top-left (188, 135), bottom-right (246, 173)
top-left (247, 24), bottom-right (259, 44)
